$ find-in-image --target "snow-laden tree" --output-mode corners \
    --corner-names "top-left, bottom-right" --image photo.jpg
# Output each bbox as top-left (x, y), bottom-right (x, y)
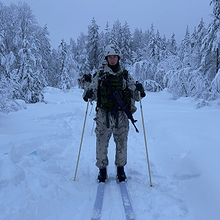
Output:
top-left (87, 18), bottom-right (100, 71)
top-left (0, 74), bottom-right (14, 113)
top-left (65, 43), bottom-right (79, 87)
top-left (0, 2), bottom-right (52, 107)
top-left (0, 3), bottom-right (17, 89)
top-left (103, 22), bottom-right (111, 47)
top-left (133, 62), bottom-right (141, 81)
top-left (210, 0), bottom-right (220, 20)
top-left (110, 20), bottom-right (122, 48)
top-left (8, 3), bottom-right (45, 103)
top-left (191, 19), bottom-right (207, 69)
top-left (211, 69), bottom-right (220, 98)
top-left (131, 28), bottom-right (144, 62)
top-left (201, 1), bottom-right (220, 80)
top-left (164, 68), bottom-right (191, 99)
top-left (167, 34), bottom-right (178, 56)
top-left (188, 69), bottom-right (210, 98)
top-left (47, 49), bottom-right (59, 87)
top-left (147, 24), bottom-right (157, 61)
top-left (57, 39), bottom-right (78, 90)
top-left (16, 38), bottom-right (43, 103)
top-left (154, 68), bottom-right (166, 88)
top-left (138, 24), bottom-right (167, 65)
top-left (154, 30), bottom-right (167, 63)
top-left (120, 22), bottom-right (132, 66)
top-left (69, 38), bottom-right (77, 57)
top-left (58, 39), bottom-right (71, 90)
top-left (133, 60), bottom-right (157, 82)
top-left (179, 26), bottom-right (192, 68)
top-left (98, 23), bottom-right (111, 62)
top-left (76, 32), bottom-right (90, 76)
top-left (34, 25), bottom-right (51, 87)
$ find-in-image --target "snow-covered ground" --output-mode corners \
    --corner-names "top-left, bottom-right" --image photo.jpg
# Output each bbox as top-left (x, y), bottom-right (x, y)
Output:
top-left (1, 87), bottom-right (220, 220)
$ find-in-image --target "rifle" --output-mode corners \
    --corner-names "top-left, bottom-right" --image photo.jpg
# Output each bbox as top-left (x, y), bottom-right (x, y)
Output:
top-left (103, 76), bottom-right (139, 133)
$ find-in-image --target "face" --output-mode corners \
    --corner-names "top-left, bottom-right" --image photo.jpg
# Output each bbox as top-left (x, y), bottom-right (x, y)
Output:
top-left (107, 55), bottom-right (119, 65)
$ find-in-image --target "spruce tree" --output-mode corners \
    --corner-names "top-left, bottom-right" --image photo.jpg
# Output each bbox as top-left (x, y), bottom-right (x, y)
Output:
top-left (58, 39), bottom-right (71, 90)
top-left (201, 1), bottom-right (220, 80)
top-left (131, 28), bottom-right (144, 62)
top-left (179, 26), bottom-right (191, 67)
top-left (121, 22), bottom-right (132, 66)
top-left (110, 20), bottom-right (122, 47)
top-left (76, 32), bottom-right (90, 76)
top-left (87, 18), bottom-right (100, 71)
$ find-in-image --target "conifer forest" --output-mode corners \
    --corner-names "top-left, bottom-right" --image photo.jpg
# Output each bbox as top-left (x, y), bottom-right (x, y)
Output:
top-left (1, 1), bottom-right (220, 112)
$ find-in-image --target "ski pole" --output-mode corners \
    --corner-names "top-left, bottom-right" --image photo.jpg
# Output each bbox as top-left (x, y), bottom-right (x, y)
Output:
top-left (73, 101), bottom-right (89, 181)
top-left (139, 92), bottom-right (153, 187)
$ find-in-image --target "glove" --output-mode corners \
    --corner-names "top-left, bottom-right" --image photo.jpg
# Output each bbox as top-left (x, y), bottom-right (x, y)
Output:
top-left (135, 82), bottom-right (146, 98)
top-left (86, 89), bottom-right (93, 98)
top-left (135, 83), bottom-right (144, 92)
top-left (83, 89), bottom-right (94, 102)
top-left (83, 74), bottom-right (92, 83)
top-left (140, 90), bottom-right (146, 98)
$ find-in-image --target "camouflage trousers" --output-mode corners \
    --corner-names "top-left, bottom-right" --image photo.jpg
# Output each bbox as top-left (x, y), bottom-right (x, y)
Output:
top-left (94, 108), bottom-right (129, 169)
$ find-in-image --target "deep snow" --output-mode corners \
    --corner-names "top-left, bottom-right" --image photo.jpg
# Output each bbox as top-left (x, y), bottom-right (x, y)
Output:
top-left (1, 87), bottom-right (220, 220)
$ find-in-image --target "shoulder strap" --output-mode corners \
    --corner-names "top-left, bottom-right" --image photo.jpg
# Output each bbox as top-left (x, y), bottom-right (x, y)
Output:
top-left (122, 69), bottom-right (128, 80)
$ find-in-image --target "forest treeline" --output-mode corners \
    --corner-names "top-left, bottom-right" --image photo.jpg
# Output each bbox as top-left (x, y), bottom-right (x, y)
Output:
top-left (0, 1), bottom-right (220, 112)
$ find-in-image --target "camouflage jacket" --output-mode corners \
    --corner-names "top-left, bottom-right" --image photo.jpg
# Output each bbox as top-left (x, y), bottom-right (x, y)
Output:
top-left (87, 65), bottom-right (140, 104)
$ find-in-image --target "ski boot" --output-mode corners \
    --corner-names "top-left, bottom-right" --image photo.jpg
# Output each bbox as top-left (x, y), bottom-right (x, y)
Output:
top-left (117, 166), bottom-right (127, 182)
top-left (97, 168), bottom-right (107, 183)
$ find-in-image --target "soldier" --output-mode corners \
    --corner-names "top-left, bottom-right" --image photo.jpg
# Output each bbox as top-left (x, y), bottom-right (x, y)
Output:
top-left (84, 44), bottom-right (145, 182)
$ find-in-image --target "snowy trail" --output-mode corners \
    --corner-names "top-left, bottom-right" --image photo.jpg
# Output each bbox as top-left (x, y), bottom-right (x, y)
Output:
top-left (1, 87), bottom-right (220, 220)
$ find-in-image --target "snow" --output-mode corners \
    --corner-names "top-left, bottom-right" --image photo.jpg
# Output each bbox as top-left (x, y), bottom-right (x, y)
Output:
top-left (1, 87), bottom-right (220, 220)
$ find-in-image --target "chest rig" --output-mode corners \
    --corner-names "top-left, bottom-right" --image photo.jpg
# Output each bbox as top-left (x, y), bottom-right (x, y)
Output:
top-left (97, 70), bottom-right (139, 132)
top-left (97, 70), bottom-right (131, 113)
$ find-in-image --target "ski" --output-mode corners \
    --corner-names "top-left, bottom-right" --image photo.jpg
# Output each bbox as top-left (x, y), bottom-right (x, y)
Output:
top-left (119, 182), bottom-right (135, 220)
top-left (91, 182), bottom-right (105, 220)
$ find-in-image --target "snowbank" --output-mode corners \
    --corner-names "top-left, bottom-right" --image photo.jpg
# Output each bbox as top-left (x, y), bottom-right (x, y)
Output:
top-left (0, 87), bottom-right (220, 220)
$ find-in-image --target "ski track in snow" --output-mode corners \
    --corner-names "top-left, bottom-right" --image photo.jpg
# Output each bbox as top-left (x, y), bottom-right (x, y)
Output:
top-left (0, 87), bottom-right (220, 220)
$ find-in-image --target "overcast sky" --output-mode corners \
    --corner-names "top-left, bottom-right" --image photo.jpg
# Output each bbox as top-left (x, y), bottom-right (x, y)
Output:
top-left (2, 0), bottom-right (213, 48)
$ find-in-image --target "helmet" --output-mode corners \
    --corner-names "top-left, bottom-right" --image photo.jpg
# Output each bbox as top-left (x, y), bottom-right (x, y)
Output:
top-left (104, 44), bottom-right (121, 58)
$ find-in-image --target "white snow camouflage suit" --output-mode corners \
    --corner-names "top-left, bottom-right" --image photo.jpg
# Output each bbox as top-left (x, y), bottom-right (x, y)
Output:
top-left (87, 65), bottom-right (141, 169)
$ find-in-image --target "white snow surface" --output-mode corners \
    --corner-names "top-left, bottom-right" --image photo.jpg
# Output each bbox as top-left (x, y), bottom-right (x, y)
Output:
top-left (1, 87), bottom-right (220, 220)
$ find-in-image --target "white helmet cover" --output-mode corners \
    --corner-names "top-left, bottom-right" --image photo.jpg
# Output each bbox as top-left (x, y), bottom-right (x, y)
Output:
top-left (104, 44), bottom-right (121, 58)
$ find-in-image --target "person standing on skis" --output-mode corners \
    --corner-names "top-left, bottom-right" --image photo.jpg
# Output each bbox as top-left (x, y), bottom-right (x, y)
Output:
top-left (84, 44), bottom-right (145, 182)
